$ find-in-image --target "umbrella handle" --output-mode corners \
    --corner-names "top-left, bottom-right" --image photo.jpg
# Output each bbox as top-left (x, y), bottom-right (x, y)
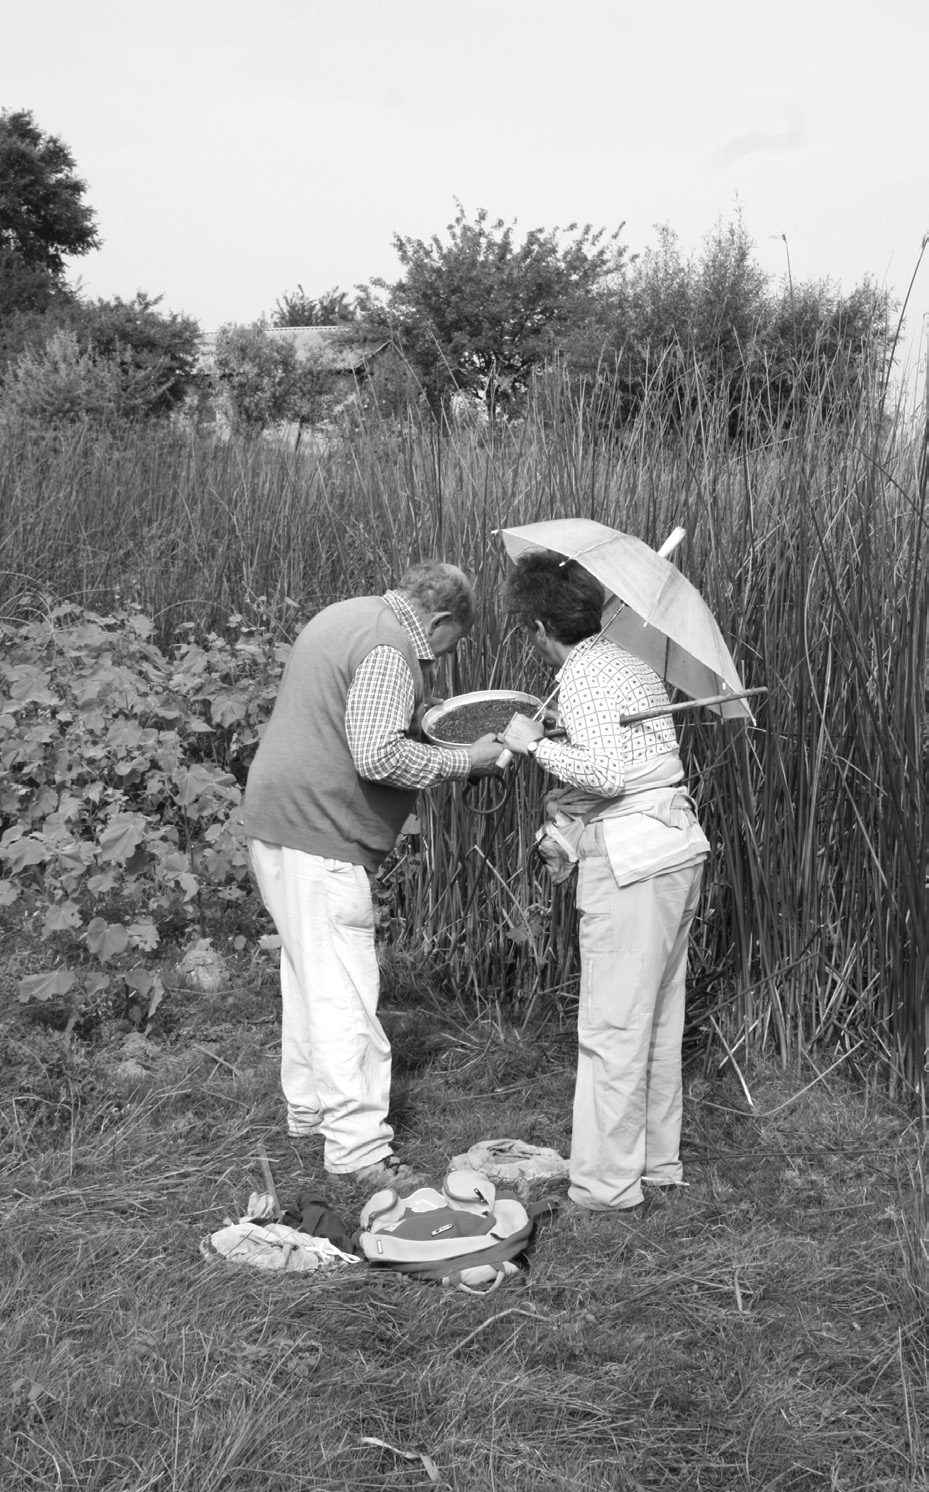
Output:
top-left (656, 526), bottom-right (687, 559)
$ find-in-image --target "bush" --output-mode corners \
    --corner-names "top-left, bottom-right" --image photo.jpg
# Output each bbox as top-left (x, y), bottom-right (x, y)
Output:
top-left (0, 604), bottom-right (287, 1024)
top-left (556, 217), bottom-right (894, 436)
top-left (0, 329), bottom-right (127, 425)
top-left (68, 292), bottom-right (202, 416)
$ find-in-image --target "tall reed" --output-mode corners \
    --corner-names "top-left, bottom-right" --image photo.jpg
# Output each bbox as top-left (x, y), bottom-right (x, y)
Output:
top-left (1, 369), bottom-right (925, 1100)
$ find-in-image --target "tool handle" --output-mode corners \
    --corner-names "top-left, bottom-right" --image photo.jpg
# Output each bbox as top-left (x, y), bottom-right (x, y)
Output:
top-left (620, 686), bottom-right (767, 724)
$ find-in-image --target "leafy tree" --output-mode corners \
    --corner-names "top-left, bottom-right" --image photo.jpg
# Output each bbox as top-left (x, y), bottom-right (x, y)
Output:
top-left (557, 217), bottom-right (894, 436)
top-left (212, 323), bottom-right (333, 435)
top-left (67, 292), bottom-right (202, 416)
top-left (361, 203), bottom-right (624, 416)
top-left (0, 295), bottom-right (202, 424)
top-left (752, 276), bottom-right (893, 428)
top-left (272, 285), bottom-right (356, 326)
top-left (0, 109), bottom-right (99, 315)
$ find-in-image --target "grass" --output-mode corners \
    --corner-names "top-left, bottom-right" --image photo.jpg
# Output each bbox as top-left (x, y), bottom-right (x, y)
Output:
top-left (3, 959), bottom-right (928, 1492)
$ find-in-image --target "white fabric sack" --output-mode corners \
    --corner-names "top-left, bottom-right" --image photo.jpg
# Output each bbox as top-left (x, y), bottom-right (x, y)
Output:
top-left (205, 1220), bottom-right (359, 1273)
top-left (450, 1139), bottom-right (568, 1184)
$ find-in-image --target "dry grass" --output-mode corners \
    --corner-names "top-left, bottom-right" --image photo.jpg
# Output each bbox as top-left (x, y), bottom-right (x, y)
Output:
top-left (2, 962), bottom-right (927, 1492)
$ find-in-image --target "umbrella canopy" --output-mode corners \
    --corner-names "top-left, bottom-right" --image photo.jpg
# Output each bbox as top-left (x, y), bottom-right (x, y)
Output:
top-left (497, 518), bottom-right (754, 721)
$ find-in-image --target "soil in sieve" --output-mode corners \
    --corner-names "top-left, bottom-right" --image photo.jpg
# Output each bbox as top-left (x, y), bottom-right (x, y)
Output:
top-left (428, 697), bottom-right (535, 743)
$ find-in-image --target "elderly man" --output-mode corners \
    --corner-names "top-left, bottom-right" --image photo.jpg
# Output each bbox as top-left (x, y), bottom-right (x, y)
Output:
top-left (244, 561), bottom-right (500, 1186)
top-left (501, 551), bottom-right (709, 1213)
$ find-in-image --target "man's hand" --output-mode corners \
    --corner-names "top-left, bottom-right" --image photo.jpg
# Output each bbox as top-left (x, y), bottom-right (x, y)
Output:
top-left (466, 733), bottom-right (506, 777)
top-left (500, 712), bottom-right (545, 757)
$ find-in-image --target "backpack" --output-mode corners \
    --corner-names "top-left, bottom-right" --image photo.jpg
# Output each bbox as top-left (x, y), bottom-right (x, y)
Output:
top-left (354, 1168), bottom-right (537, 1294)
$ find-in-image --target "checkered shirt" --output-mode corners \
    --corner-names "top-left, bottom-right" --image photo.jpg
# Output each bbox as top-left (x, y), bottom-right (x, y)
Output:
top-left (533, 634), bottom-right (679, 796)
top-left (345, 590), bottom-right (472, 788)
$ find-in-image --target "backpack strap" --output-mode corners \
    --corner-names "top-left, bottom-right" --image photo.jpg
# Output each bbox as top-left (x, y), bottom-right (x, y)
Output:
top-left (358, 1186), bottom-right (407, 1230)
top-left (443, 1169), bottom-right (496, 1212)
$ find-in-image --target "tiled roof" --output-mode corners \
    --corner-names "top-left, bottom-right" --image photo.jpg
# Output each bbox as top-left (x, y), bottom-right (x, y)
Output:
top-left (198, 325), bottom-right (389, 372)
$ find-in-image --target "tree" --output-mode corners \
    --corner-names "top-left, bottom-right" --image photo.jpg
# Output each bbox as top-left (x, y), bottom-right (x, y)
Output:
top-left (0, 109), bottom-right (99, 315)
top-left (0, 293), bottom-right (202, 423)
top-left (272, 285), bottom-right (356, 327)
top-left (361, 204), bottom-right (624, 417)
top-left (67, 292), bottom-right (202, 416)
top-left (557, 217), bottom-right (894, 437)
top-left (212, 323), bottom-right (333, 435)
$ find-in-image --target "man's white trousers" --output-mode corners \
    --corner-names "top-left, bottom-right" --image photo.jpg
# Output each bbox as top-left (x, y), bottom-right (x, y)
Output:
top-left (248, 839), bottom-right (393, 1173)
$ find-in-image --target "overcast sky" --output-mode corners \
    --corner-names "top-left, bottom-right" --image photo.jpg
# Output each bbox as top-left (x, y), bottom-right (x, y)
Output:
top-left (4, 0), bottom-right (929, 399)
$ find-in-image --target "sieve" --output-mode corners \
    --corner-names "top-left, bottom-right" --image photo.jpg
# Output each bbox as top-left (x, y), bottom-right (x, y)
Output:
top-left (421, 689), bottom-right (544, 750)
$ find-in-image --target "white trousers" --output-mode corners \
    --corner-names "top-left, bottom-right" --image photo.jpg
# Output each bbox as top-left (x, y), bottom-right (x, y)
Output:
top-left (569, 831), bottom-right (704, 1210)
top-left (247, 839), bottom-right (394, 1173)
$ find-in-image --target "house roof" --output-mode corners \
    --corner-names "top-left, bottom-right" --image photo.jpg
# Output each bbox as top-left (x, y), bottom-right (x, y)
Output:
top-left (268, 326), bottom-right (389, 370)
top-left (199, 325), bottom-right (389, 372)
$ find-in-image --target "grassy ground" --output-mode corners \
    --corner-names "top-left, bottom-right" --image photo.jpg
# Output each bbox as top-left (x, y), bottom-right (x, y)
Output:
top-left (2, 956), bottom-right (927, 1492)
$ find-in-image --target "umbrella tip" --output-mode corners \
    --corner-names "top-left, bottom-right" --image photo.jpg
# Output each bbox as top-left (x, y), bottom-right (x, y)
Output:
top-left (656, 527), bottom-right (687, 559)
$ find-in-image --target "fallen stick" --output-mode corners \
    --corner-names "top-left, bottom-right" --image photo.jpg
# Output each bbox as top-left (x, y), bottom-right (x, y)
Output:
top-left (191, 1042), bottom-right (241, 1076)
top-left (448, 1306), bottom-right (558, 1356)
top-left (256, 1144), bottom-right (280, 1217)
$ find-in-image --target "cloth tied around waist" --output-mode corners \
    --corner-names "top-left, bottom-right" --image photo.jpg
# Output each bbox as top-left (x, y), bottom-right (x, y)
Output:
top-left (537, 757), bottom-right (709, 888)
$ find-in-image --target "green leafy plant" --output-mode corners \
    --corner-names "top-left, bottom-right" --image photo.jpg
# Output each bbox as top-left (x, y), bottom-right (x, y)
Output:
top-left (0, 603), bottom-right (286, 1026)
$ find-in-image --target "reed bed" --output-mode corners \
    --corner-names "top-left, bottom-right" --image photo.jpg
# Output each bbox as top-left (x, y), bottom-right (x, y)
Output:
top-left (0, 367), bottom-right (926, 1098)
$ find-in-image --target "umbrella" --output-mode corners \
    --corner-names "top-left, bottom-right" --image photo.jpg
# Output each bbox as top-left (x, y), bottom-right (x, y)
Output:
top-left (497, 518), bottom-right (756, 722)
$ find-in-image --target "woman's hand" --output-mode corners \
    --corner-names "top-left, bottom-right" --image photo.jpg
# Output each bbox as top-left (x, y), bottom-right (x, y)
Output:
top-left (500, 712), bottom-right (545, 757)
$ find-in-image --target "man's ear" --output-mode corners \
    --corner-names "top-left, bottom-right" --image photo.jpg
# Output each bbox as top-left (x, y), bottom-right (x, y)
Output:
top-left (426, 610), bottom-right (453, 637)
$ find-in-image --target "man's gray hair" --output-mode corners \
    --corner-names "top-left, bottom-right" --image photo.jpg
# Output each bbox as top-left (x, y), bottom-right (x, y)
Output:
top-left (398, 560), bottom-right (475, 628)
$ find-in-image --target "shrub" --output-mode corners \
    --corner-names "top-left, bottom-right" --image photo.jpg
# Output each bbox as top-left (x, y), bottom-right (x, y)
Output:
top-left (0, 604), bottom-right (287, 1024)
top-left (0, 329), bottom-right (127, 425)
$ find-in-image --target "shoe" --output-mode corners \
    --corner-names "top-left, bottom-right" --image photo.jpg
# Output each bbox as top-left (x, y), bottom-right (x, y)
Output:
top-left (561, 1195), bottom-right (643, 1219)
top-left (642, 1180), bottom-right (688, 1210)
top-left (328, 1156), bottom-right (427, 1188)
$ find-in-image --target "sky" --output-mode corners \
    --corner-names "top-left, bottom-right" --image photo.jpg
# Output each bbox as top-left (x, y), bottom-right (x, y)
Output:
top-left (4, 0), bottom-right (929, 402)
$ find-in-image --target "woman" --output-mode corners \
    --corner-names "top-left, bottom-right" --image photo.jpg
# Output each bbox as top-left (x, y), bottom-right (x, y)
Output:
top-left (501, 550), bottom-right (709, 1213)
